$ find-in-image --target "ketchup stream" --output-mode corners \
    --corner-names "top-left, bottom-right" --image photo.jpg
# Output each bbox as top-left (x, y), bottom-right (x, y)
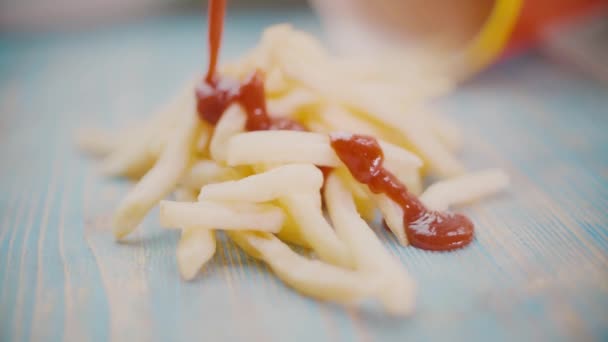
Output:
top-left (196, 0), bottom-right (475, 251)
top-left (204, 0), bottom-right (225, 84)
top-left (196, 0), bottom-right (303, 131)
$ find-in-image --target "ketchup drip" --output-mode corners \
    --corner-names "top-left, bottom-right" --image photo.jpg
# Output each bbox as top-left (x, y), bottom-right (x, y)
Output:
top-left (204, 0), bottom-right (225, 84)
top-left (330, 134), bottom-right (474, 251)
top-left (196, 0), bottom-right (303, 131)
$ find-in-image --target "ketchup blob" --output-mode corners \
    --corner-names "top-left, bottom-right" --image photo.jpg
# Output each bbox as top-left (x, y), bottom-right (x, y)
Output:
top-left (330, 134), bottom-right (474, 251)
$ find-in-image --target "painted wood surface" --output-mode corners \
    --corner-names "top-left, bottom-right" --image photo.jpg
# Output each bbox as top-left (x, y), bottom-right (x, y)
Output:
top-left (0, 11), bottom-right (607, 342)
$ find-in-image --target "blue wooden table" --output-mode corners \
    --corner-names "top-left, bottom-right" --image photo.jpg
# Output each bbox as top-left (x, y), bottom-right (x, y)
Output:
top-left (1, 11), bottom-right (607, 342)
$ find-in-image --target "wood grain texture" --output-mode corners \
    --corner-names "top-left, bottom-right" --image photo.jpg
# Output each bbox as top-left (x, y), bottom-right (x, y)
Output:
top-left (0, 11), bottom-right (607, 342)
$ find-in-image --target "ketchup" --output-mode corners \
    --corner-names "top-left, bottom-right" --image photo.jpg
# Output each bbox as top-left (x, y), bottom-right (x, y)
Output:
top-left (204, 0), bottom-right (225, 84)
top-left (196, 0), bottom-right (303, 131)
top-left (330, 134), bottom-right (474, 251)
top-left (196, 0), bottom-right (474, 252)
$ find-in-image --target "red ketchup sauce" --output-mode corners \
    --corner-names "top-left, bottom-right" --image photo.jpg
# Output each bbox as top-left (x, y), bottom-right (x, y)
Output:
top-left (196, 0), bottom-right (474, 251)
top-left (330, 134), bottom-right (475, 251)
top-left (196, 0), bottom-right (303, 132)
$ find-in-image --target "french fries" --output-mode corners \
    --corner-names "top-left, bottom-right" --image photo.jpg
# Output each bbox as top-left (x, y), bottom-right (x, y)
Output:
top-left (160, 201), bottom-right (285, 233)
top-left (173, 188), bottom-right (216, 280)
top-left (112, 110), bottom-right (201, 239)
top-left (78, 24), bottom-right (509, 313)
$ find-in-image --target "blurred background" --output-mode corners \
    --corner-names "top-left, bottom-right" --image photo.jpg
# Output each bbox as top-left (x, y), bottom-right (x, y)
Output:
top-left (0, 0), bottom-right (307, 31)
top-left (1, 0), bottom-right (606, 80)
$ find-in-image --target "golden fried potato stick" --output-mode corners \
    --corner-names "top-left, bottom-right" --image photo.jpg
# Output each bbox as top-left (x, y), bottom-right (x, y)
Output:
top-left (178, 228), bottom-right (216, 280)
top-left (373, 193), bottom-right (408, 246)
top-left (267, 88), bottom-right (317, 118)
top-left (101, 80), bottom-right (196, 177)
top-left (180, 160), bottom-right (245, 191)
top-left (173, 188), bottom-right (216, 281)
top-left (281, 192), bottom-right (353, 268)
top-left (75, 127), bottom-right (120, 157)
top-left (273, 202), bottom-right (311, 248)
top-left (226, 131), bottom-right (422, 171)
top-left (325, 173), bottom-right (415, 315)
top-left (420, 169), bottom-right (509, 211)
top-left (112, 111), bottom-right (202, 239)
top-left (198, 164), bottom-right (323, 203)
top-left (160, 200), bottom-right (285, 233)
top-left (229, 231), bottom-right (377, 305)
top-left (209, 104), bottom-right (247, 164)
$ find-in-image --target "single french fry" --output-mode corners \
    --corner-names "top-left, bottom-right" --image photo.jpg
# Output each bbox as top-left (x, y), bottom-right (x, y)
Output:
top-left (420, 169), bottom-right (509, 211)
top-left (373, 193), bottom-right (408, 246)
top-left (325, 173), bottom-right (415, 315)
top-left (281, 192), bottom-right (353, 268)
top-left (229, 231), bottom-right (377, 305)
top-left (274, 204), bottom-right (311, 248)
top-left (75, 127), bottom-right (119, 157)
top-left (177, 228), bottom-right (216, 280)
top-left (394, 167), bottom-right (423, 196)
top-left (333, 168), bottom-right (376, 221)
top-left (265, 67), bottom-right (291, 96)
top-left (159, 200), bottom-right (284, 233)
top-left (173, 188), bottom-right (216, 280)
top-left (267, 88), bottom-right (317, 118)
top-left (148, 118), bottom-right (197, 158)
top-left (220, 24), bottom-right (297, 83)
top-left (319, 103), bottom-right (381, 137)
top-left (112, 111), bottom-right (201, 239)
top-left (198, 164), bottom-right (323, 203)
top-left (226, 131), bottom-right (422, 172)
top-left (101, 80), bottom-right (196, 177)
top-left (100, 133), bottom-right (158, 179)
top-left (194, 124), bottom-right (212, 155)
top-left (209, 104), bottom-right (247, 164)
top-left (180, 160), bottom-right (244, 190)
top-left (227, 130), bottom-right (336, 166)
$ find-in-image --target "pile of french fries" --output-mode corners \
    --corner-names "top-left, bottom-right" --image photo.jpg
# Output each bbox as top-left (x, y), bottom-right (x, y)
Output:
top-left (77, 25), bottom-right (509, 315)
